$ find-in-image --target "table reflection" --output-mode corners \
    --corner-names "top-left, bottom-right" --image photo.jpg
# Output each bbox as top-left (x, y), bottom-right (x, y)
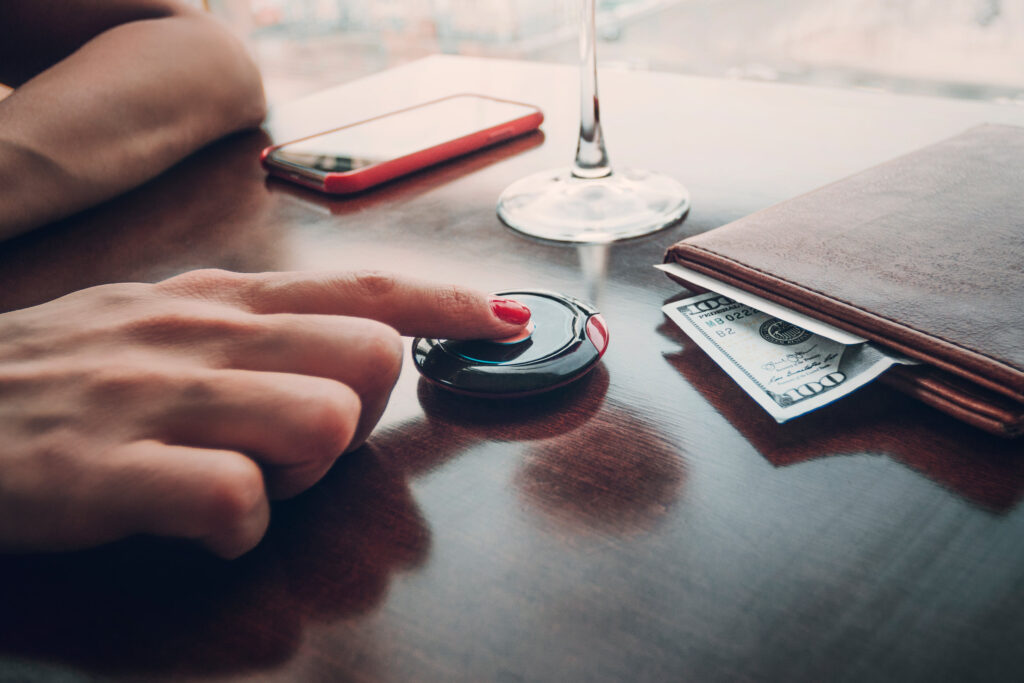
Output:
top-left (660, 321), bottom-right (1024, 514)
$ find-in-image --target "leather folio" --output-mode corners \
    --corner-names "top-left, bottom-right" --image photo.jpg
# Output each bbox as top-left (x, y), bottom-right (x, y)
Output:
top-left (663, 124), bottom-right (1024, 437)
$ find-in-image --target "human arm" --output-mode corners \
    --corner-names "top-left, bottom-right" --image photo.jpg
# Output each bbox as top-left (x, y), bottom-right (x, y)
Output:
top-left (0, 1), bottom-right (266, 239)
top-left (0, 270), bottom-right (531, 558)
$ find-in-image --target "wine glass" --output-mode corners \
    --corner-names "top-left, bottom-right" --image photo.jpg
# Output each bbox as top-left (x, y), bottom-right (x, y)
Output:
top-left (496, 0), bottom-right (690, 243)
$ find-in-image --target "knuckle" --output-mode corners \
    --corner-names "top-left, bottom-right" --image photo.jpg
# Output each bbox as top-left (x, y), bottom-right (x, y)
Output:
top-left (362, 322), bottom-right (404, 382)
top-left (158, 268), bottom-right (245, 299)
top-left (305, 383), bottom-right (362, 457)
top-left (347, 270), bottom-right (398, 298)
top-left (434, 285), bottom-right (476, 314)
top-left (202, 457), bottom-right (267, 534)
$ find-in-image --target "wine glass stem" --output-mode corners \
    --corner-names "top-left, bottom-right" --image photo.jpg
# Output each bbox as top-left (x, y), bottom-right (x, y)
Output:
top-left (573, 0), bottom-right (612, 180)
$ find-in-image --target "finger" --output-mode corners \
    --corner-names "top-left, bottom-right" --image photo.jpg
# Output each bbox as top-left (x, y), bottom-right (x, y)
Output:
top-left (212, 314), bottom-right (403, 452)
top-left (158, 269), bottom-right (531, 340)
top-left (98, 441), bottom-right (271, 559)
top-left (116, 306), bottom-right (401, 454)
top-left (153, 369), bottom-right (362, 498)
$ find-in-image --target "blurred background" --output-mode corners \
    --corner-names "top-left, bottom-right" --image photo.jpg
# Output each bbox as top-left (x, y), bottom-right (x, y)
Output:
top-left (203, 0), bottom-right (1024, 105)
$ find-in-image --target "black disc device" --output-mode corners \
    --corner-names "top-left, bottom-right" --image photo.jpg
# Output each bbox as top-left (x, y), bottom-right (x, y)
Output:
top-left (412, 290), bottom-right (609, 397)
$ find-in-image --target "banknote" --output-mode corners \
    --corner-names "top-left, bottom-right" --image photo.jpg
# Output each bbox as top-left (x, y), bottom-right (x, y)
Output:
top-left (663, 292), bottom-right (914, 422)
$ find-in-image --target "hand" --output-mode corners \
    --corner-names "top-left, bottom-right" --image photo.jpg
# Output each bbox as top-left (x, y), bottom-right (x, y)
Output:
top-left (0, 1), bottom-right (266, 237)
top-left (0, 269), bottom-right (531, 558)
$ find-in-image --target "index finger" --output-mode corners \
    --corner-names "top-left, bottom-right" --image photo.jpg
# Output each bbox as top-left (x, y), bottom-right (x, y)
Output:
top-left (158, 269), bottom-right (531, 340)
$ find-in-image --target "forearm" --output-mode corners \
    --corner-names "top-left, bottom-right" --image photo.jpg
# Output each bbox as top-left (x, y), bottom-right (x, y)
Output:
top-left (0, 9), bottom-right (265, 239)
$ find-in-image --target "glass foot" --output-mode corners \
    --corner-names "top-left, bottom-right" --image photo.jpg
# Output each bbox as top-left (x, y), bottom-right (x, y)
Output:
top-left (497, 167), bottom-right (690, 243)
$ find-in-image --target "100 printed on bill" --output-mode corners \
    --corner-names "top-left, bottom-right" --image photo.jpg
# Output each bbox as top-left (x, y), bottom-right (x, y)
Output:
top-left (663, 292), bottom-right (911, 422)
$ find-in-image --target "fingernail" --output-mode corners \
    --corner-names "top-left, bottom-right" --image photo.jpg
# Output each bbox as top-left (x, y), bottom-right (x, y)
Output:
top-left (489, 297), bottom-right (531, 325)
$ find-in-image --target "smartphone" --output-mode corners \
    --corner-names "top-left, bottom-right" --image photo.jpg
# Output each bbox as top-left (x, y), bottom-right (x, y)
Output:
top-left (261, 94), bottom-right (544, 195)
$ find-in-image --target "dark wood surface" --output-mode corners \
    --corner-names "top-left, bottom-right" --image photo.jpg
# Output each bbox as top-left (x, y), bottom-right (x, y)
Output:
top-left (1, 56), bottom-right (1023, 683)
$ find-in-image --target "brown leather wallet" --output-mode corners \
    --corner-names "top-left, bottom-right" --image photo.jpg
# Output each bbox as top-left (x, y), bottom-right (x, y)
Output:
top-left (664, 124), bottom-right (1024, 437)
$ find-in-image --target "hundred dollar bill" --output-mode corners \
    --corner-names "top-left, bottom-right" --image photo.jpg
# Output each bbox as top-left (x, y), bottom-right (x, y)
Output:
top-left (663, 292), bottom-right (914, 422)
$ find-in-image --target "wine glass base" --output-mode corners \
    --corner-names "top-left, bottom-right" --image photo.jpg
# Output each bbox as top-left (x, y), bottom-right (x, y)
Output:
top-left (497, 167), bottom-right (690, 243)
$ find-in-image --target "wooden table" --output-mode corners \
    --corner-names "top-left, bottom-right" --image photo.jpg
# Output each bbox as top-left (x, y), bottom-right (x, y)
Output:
top-left (1, 56), bottom-right (1022, 682)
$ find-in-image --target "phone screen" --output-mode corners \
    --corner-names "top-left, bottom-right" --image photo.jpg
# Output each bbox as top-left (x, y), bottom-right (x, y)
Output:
top-left (268, 95), bottom-right (537, 174)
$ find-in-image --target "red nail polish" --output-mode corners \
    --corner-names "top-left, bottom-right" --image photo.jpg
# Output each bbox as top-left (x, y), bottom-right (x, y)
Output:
top-left (490, 297), bottom-right (531, 325)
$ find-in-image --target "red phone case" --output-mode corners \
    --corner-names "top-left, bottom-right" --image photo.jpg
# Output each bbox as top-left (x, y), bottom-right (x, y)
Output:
top-left (260, 94), bottom-right (544, 195)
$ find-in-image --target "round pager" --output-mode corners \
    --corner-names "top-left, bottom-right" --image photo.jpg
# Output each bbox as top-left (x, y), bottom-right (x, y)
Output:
top-left (412, 290), bottom-right (609, 397)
